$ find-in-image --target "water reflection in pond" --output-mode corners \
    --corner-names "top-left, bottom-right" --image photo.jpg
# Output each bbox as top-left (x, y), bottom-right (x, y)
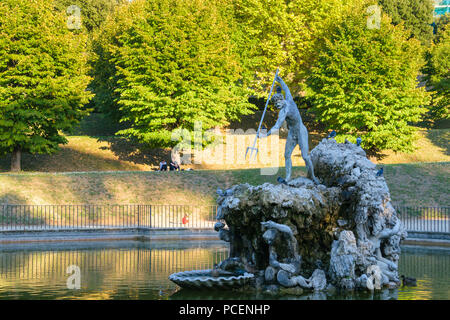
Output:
top-left (397, 246), bottom-right (450, 300)
top-left (0, 241), bottom-right (448, 300)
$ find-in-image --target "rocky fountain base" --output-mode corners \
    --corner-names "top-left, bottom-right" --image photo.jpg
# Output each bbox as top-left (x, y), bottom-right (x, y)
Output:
top-left (169, 139), bottom-right (407, 294)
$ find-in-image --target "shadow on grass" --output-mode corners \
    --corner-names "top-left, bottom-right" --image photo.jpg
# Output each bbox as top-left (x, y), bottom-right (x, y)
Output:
top-left (0, 193), bottom-right (46, 225)
top-left (229, 166), bottom-right (307, 186)
top-left (0, 146), bottom-right (143, 172)
top-left (425, 129), bottom-right (450, 156)
top-left (365, 149), bottom-right (389, 161)
top-left (96, 136), bottom-right (171, 168)
top-left (0, 193), bottom-right (27, 205)
top-left (0, 170), bottom-right (232, 206)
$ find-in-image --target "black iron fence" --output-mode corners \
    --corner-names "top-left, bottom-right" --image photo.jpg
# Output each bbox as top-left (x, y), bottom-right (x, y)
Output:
top-left (0, 204), bottom-right (217, 231)
top-left (395, 206), bottom-right (449, 233)
top-left (0, 204), bottom-right (448, 234)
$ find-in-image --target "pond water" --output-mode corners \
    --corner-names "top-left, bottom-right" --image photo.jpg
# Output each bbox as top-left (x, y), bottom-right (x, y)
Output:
top-left (0, 240), bottom-right (448, 300)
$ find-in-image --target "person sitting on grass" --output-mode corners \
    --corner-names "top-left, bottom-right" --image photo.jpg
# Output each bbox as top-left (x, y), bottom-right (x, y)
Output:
top-left (159, 160), bottom-right (167, 171)
top-left (169, 161), bottom-right (180, 171)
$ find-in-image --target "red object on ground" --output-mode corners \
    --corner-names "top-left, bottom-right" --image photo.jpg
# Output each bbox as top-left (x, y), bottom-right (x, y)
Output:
top-left (182, 215), bottom-right (189, 225)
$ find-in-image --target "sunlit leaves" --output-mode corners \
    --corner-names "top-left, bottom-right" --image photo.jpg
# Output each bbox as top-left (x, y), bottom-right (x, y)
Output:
top-left (91, 0), bottom-right (255, 149)
top-left (306, 0), bottom-right (431, 153)
top-left (0, 0), bottom-right (92, 157)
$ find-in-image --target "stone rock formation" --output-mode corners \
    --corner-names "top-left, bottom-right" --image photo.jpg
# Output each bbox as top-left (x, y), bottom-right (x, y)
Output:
top-left (214, 138), bottom-right (407, 293)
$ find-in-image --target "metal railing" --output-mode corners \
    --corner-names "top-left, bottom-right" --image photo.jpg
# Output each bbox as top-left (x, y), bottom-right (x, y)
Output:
top-left (0, 204), bottom-right (448, 234)
top-left (0, 204), bottom-right (217, 231)
top-left (395, 206), bottom-right (449, 234)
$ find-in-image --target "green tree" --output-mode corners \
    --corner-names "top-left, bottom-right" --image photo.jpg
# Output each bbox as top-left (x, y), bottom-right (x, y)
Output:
top-left (231, 0), bottom-right (345, 96)
top-left (378, 0), bottom-right (435, 45)
top-left (423, 14), bottom-right (450, 120)
top-left (53, 0), bottom-right (128, 116)
top-left (89, 1), bottom-right (138, 120)
top-left (0, 0), bottom-right (92, 171)
top-left (92, 0), bottom-right (347, 119)
top-left (92, 0), bottom-right (255, 151)
top-left (306, 0), bottom-right (431, 153)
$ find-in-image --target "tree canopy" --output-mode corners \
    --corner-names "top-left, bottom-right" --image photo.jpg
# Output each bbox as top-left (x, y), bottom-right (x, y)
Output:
top-left (378, 0), bottom-right (435, 45)
top-left (306, 0), bottom-right (431, 153)
top-left (91, 0), bottom-right (256, 149)
top-left (423, 14), bottom-right (450, 120)
top-left (0, 0), bottom-right (92, 171)
top-left (231, 0), bottom-right (346, 96)
top-left (1, 0), bottom-right (438, 170)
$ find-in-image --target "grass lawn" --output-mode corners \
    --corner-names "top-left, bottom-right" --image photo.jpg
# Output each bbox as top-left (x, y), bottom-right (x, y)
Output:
top-left (0, 128), bottom-right (448, 172)
top-left (0, 111), bottom-right (448, 172)
top-left (0, 162), bottom-right (448, 207)
top-left (0, 113), bottom-right (448, 207)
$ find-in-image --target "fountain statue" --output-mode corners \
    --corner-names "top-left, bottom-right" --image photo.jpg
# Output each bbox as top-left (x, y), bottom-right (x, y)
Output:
top-left (258, 74), bottom-right (319, 184)
top-left (169, 76), bottom-right (407, 295)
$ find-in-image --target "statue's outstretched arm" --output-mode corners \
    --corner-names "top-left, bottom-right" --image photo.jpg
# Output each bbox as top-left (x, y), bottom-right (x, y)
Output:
top-left (275, 75), bottom-right (293, 101)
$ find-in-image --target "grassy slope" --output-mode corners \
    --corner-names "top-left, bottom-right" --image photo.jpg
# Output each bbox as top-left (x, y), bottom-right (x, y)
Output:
top-left (0, 129), bottom-right (448, 172)
top-left (0, 162), bottom-right (448, 207)
top-left (0, 112), bottom-right (448, 172)
top-left (0, 113), bottom-right (448, 206)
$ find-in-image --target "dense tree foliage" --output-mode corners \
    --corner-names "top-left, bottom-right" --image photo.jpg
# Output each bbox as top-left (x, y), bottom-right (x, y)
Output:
top-left (0, 0), bottom-right (92, 171)
top-left (88, 2), bottom-right (132, 119)
top-left (423, 14), bottom-right (450, 120)
top-left (232, 0), bottom-right (345, 96)
top-left (1, 0), bottom-right (437, 169)
top-left (377, 0), bottom-right (435, 45)
top-left (91, 0), bottom-right (255, 149)
top-left (306, 0), bottom-right (431, 153)
top-left (92, 0), bottom-right (344, 115)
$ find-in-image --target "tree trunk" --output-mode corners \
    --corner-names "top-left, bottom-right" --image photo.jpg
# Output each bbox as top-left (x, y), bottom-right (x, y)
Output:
top-left (10, 147), bottom-right (21, 172)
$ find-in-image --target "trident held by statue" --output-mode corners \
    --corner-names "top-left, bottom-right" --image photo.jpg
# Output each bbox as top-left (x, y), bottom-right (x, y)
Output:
top-left (245, 68), bottom-right (279, 161)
